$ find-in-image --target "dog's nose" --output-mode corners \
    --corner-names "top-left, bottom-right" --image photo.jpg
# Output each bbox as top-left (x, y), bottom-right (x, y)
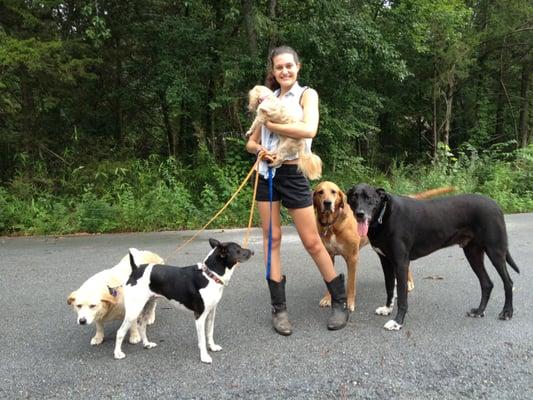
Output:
top-left (79, 318), bottom-right (87, 325)
top-left (356, 211), bottom-right (365, 220)
top-left (323, 200), bottom-right (332, 209)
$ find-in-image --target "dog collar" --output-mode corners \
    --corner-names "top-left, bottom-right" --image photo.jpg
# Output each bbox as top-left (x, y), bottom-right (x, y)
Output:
top-left (319, 216), bottom-right (338, 237)
top-left (198, 263), bottom-right (226, 286)
top-left (376, 201), bottom-right (387, 225)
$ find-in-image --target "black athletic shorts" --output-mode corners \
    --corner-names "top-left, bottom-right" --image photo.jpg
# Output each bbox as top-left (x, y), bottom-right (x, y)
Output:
top-left (255, 164), bottom-right (313, 209)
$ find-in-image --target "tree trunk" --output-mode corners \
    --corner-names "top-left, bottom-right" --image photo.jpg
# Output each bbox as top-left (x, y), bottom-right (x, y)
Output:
top-left (242, 0), bottom-right (257, 56)
top-left (113, 40), bottom-right (124, 145)
top-left (519, 58), bottom-right (530, 148)
top-left (159, 90), bottom-right (175, 158)
top-left (443, 65), bottom-right (456, 148)
top-left (494, 47), bottom-right (506, 142)
top-left (267, 0), bottom-right (277, 52)
top-left (432, 61), bottom-right (438, 160)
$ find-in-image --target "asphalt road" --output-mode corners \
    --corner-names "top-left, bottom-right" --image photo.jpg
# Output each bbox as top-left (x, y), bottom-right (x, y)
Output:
top-left (1, 214), bottom-right (531, 399)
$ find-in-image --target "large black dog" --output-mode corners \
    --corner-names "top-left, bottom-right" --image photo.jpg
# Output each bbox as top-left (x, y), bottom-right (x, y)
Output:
top-left (346, 183), bottom-right (520, 331)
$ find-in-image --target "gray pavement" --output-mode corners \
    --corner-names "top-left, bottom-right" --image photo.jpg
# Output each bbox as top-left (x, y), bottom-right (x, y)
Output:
top-left (0, 214), bottom-right (532, 399)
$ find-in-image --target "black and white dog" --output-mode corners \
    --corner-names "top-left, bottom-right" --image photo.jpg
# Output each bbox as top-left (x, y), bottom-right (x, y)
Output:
top-left (346, 183), bottom-right (520, 331)
top-left (114, 238), bottom-right (253, 363)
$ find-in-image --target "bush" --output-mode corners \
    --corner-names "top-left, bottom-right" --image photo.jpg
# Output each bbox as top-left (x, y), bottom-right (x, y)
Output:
top-left (1, 145), bottom-right (531, 235)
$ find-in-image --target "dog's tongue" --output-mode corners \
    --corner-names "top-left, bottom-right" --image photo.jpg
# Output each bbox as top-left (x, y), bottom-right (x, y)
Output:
top-left (357, 220), bottom-right (369, 237)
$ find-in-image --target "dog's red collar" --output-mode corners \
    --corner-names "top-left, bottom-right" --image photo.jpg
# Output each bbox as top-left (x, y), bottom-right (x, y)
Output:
top-left (198, 263), bottom-right (226, 286)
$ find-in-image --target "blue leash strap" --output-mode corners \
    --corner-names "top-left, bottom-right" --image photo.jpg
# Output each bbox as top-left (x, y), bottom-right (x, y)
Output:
top-left (266, 167), bottom-right (273, 280)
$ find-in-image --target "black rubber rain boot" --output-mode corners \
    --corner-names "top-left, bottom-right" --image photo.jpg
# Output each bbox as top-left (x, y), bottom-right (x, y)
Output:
top-left (325, 274), bottom-right (349, 330)
top-left (267, 275), bottom-right (293, 336)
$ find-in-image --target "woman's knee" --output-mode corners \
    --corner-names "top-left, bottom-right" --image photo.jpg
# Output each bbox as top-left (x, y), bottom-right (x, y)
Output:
top-left (301, 236), bottom-right (324, 256)
top-left (263, 227), bottom-right (282, 248)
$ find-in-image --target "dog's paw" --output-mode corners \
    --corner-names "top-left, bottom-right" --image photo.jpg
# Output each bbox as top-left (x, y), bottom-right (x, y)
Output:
top-left (319, 295), bottom-right (331, 308)
top-left (466, 308), bottom-right (485, 318)
top-left (407, 281), bottom-right (415, 292)
top-left (143, 342), bottom-right (157, 349)
top-left (209, 343), bottom-right (222, 352)
top-left (90, 336), bottom-right (104, 346)
top-left (114, 350), bottom-right (126, 360)
top-left (146, 315), bottom-right (156, 325)
top-left (347, 300), bottom-right (356, 312)
top-left (375, 305), bottom-right (393, 316)
top-left (383, 320), bottom-right (402, 331)
top-left (200, 354), bottom-right (213, 364)
top-left (498, 309), bottom-right (513, 320)
top-left (128, 334), bottom-right (141, 344)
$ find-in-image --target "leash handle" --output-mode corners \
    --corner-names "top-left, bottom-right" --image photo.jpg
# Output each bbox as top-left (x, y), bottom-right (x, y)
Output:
top-left (266, 167), bottom-right (273, 280)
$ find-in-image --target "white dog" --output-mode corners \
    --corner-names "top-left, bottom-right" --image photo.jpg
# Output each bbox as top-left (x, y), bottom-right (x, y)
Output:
top-left (67, 250), bottom-right (164, 346)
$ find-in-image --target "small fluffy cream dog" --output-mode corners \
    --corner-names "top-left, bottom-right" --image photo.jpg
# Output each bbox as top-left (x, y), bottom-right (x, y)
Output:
top-left (247, 85), bottom-right (322, 180)
top-left (67, 250), bottom-right (164, 346)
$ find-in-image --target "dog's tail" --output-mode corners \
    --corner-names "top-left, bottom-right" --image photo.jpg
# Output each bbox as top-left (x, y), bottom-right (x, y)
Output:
top-left (128, 248), bottom-right (140, 274)
top-left (298, 152), bottom-right (322, 181)
top-left (409, 186), bottom-right (456, 199)
top-left (506, 251), bottom-right (520, 274)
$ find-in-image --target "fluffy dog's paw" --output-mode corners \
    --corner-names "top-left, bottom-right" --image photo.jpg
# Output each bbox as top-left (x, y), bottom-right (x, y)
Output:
top-left (209, 343), bottom-right (222, 352)
top-left (143, 342), bottom-right (157, 349)
top-left (129, 334), bottom-right (141, 344)
top-left (114, 350), bottom-right (126, 360)
top-left (147, 315), bottom-right (156, 325)
top-left (90, 336), bottom-right (104, 346)
top-left (384, 320), bottom-right (402, 331)
top-left (201, 354), bottom-right (213, 364)
top-left (319, 295), bottom-right (331, 308)
top-left (375, 305), bottom-right (393, 316)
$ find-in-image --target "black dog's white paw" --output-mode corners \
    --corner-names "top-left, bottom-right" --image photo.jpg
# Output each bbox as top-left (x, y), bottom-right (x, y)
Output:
top-left (375, 305), bottom-right (393, 316)
top-left (466, 309), bottom-right (485, 318)
top-left (384, 320), bottom-right (402, 331)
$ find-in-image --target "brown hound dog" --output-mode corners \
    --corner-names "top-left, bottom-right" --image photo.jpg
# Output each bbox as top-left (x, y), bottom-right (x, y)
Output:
top-left (313, 181), bottom-right (455, 311)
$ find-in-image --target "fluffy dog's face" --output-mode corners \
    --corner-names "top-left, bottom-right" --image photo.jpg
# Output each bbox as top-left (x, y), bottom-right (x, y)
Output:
top-left (313, 181), bottom-right (346, 215)
top-left (346, 183), bottom-right (386, 236)
top-left (67, 289), bottom-right (117, 325)
top-left (248, 85), bottom-right (273, 112)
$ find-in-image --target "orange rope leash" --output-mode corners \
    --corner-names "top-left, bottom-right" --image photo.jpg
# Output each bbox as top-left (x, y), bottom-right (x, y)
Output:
top-left (165, 156), bottom-right (263, 261)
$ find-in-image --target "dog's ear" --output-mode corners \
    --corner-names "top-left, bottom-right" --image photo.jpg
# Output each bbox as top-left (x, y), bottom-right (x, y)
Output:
top-left (67, 291), bottom-right (76, 305)
top-left (209, 238), bottom-right (221, 249)
top-left (101, 291), bottom-right (118, 306)
top-left (312, 186), bottom-right (322, 210)
top-left (338, 190), bottom-right (347, 210)
top-left (376, 187), bottom-right (387, 199)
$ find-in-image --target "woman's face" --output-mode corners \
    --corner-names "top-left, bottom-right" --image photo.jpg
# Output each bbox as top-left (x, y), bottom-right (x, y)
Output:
top-left (272, 53), bottom-right (300, 90)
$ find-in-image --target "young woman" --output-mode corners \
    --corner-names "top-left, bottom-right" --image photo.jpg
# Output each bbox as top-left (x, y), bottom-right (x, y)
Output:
top-left (245, 46), bottom-right (349, 335)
